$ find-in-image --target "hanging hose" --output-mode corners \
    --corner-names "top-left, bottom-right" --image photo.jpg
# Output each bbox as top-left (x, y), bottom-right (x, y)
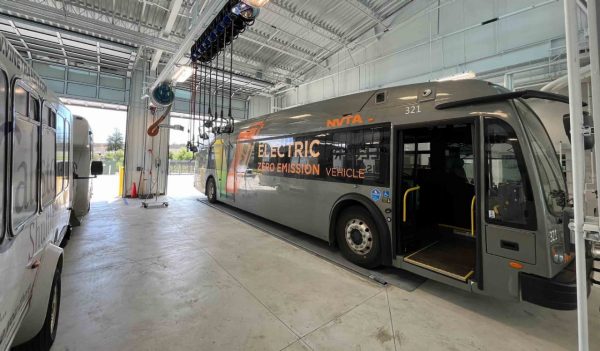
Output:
top-left (227, 15), bottom-right (235, 134)
top-left (206, 44), bottom-right (214, 122)
top-left (147, 105), bottom-right (173, 137)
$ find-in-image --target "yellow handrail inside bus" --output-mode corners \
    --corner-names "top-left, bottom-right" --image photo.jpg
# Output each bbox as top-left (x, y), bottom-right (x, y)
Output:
top-left (471, 195), bottom-right (476, 237)
top-left (403, 185), bottom-right (420, 222)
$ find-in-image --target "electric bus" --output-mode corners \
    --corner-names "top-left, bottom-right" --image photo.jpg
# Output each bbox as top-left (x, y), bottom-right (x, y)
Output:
top-left (0, 32), bottom-right (79, 350)
top-left (195, 79), bottom-right (593, 310)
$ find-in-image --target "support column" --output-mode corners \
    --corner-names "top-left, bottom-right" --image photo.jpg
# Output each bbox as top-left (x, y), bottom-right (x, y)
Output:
top-left (563, 1), bottom-right (589, 350)
top-left (124, 59), bottom-right (170, 198)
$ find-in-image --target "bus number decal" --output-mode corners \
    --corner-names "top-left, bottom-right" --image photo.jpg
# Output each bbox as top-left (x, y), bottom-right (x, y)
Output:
top-left (405, 105), bottom-right (421, 115)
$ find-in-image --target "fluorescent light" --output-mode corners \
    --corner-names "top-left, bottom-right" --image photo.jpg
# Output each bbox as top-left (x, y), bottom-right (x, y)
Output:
top-left (172, 65), bottom-right (194, 83)
top-left (289, 114), bottom-right (311, 119)
top-left (436, 71), bottom-right (476, 82)
top-left (242, 0), bottom-right (271, 7)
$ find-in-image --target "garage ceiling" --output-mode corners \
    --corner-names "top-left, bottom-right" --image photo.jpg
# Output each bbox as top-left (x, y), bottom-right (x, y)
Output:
top-left (0, 0), bottom-right (411, 95)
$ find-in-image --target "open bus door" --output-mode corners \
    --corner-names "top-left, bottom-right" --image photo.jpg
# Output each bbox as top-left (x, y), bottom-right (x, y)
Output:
top-left (397, 120), bottom-right (480, 284)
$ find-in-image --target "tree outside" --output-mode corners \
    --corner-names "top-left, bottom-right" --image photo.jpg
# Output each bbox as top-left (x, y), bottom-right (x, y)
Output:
top-left (106, 128), bottom-right (124, 152)
top-left (170, 147), bottom-right (194, 160)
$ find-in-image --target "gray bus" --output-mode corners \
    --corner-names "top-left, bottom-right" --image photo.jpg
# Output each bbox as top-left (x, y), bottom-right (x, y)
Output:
top-left (194, 79), bottom-right (592, 310)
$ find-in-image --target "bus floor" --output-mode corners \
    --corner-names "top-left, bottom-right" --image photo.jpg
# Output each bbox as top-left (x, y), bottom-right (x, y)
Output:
top-left (404, 235), bottom-right (475, 282)
top-left (52, 193), bottom-right (600, 351)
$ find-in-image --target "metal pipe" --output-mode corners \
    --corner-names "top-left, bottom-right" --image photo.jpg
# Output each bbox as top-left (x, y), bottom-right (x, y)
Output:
top-left (563, 1), bottom-right (589, 350)
top-left (588, 0), bottom-right (600, 226)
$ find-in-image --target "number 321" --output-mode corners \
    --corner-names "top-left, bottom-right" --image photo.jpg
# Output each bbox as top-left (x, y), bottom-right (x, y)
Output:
top-left (405, 105), bottom-right (421, 115)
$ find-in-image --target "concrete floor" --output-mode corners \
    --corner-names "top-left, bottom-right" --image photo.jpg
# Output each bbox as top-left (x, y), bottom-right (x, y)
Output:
top-left (53, 178), bottom-right (600, 350)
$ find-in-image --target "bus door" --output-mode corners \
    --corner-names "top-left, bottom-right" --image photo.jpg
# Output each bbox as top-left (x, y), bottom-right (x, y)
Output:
top-left (398, 121), bottom-right (479, 283)
top-left (223, 135), bottom-right (235, 200)
top-left (481, 118), bottom-right (537, 293)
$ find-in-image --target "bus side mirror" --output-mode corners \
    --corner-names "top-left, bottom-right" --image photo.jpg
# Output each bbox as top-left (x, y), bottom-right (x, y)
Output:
top-left (91, 161), bottom-right (103, 176)
top-left (563, 111), bottom-right (594, 150)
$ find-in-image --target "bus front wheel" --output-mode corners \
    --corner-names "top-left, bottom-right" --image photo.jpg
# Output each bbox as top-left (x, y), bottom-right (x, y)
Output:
top-left (206, 178), bottom-right (217, 203)
top-left (336, 206), bottom-right (381, 268)
top-left (16, 267), bottom-right (61, 351)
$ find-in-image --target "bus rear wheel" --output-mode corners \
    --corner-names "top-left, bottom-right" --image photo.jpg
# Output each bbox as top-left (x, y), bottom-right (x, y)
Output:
top-left (336, 206), bottom-right (381, 268)
top-left (206, 178), bottom-right (217, 203)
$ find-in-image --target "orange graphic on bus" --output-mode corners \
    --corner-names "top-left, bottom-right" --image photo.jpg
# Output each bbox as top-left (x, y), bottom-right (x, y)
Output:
top-left (226, 121), bottom-right (265, 194)
top-left (326, 114), bottom-right (373, 128)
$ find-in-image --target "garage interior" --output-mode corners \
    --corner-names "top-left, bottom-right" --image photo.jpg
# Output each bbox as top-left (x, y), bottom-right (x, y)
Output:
top-left (1, 0), bottom-right (600, 350)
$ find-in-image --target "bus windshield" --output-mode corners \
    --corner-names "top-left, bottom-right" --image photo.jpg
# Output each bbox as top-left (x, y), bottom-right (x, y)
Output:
top-left (515, 100), bottom-right (567, 217)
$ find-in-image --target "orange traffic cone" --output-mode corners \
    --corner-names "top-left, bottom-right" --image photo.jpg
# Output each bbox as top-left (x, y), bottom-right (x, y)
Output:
top-left (131, 182), bottom-right (138, 198)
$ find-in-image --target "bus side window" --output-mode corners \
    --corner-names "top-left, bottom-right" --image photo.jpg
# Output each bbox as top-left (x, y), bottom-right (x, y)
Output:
top-left (41, 106), bottom-right (56, 206)
top-left (207, 147), bottom-right (215, 169)
top-left (484, 118), bottom-right (536, 229)
top-left (0, 71), bottom-right (6, 241)
top-left (12, 84), bottom-right (39, 230)
top-left (64, 119), bottom-right (71, 188)
top-left (56, 115), bottom-right (65, 194)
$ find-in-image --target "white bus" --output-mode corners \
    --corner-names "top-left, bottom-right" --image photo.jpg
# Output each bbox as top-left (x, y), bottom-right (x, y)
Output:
top-left (0, 33), bottom-right (99, 350)
top-left (72, 116), bottom-right (94, 218)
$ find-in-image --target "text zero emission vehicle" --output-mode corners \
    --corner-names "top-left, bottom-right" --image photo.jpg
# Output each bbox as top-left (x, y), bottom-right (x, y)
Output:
top-left (0, 33), bottom-right (98, 350)
top-left (195, 79), bottom-right (593, 310)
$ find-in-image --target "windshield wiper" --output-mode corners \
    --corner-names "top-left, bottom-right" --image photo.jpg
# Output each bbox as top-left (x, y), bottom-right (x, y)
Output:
top-left (435, 90), bottom-right (587, 110)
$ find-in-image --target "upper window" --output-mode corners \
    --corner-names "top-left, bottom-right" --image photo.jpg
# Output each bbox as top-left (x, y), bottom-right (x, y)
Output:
top-left (56, 115), bottom-right (65, 194)
top-left (0, 71), bottom-right (7, 241)
top-left (12, 83), bottom-right (39, 230)
top-left (484, 118), bottom-right (535, 229)
top-left (13, 85), bottom-right (27, 116)
top-left (64, 119), bottom-right (70, 188)
top-left (41, 105), bottom-right (56, 206)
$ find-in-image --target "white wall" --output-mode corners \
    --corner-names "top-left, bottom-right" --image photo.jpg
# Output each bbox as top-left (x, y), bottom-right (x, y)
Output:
top-left (248, 95), bottom-right (270, 119)
top-left (275, 0), bottom-right (567, 108)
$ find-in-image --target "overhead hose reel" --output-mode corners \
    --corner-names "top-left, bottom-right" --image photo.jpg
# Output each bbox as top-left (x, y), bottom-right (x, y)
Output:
top-left (147, 82), bottom-right (175, 137)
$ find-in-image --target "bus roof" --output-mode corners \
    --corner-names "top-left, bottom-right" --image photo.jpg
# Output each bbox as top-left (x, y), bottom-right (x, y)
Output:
top-left (220, 80), bottom-right (509, 141)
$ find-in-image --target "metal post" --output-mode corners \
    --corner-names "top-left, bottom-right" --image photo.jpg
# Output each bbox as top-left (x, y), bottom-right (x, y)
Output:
top-left (589, 0), bottom-right (600, 218)
top-left (564, 1), bottom-right (589, 350)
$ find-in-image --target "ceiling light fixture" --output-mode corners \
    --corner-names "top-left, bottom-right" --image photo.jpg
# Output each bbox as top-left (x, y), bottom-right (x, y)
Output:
top-left (172, 65), bottom-right (194, 83)
top-left (242, 0), bottom-right (271, 7)
top-left (436, 71), bottom-right (476, 82)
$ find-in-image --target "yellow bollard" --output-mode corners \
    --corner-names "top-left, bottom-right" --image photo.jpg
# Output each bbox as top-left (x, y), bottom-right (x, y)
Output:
top-left (118, 166), bottom-right (125, 197)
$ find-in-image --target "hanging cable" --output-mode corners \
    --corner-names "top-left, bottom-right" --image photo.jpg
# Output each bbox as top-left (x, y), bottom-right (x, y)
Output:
top-left (206, 43), bottom-right (214, 123)
top-left (214, 22), bottom-right (220, 129)
top-left (221, 20), bottom-right (227, 126)
top-left (227, 13), bottom-right (235, 133)
top-left (202, 62), bottom-right (208, 135)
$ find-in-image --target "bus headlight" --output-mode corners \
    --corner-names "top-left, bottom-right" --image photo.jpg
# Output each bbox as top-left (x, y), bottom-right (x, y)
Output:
top-left (551, 244), bottom-right (566, 264)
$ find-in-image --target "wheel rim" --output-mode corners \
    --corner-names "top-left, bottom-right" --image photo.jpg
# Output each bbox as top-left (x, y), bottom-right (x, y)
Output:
top-left (344, 218), bottom-right (373, 255)
top-left (49, 282), bottom-right (58, 334)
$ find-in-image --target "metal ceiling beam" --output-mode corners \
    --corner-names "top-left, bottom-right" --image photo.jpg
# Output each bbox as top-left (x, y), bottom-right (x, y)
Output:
top-left (0, 0), bottom-right (179, 53)
top-left (240, 32), bottom-right (326, 68)
top-left (266, 1), bottom-right (348, 45)
top-left (149, 0), bottom-right (228, 91)
top-left (150, 0), bottom-right (183, 72)
top-left (344, 0), bottom-right (386, 26)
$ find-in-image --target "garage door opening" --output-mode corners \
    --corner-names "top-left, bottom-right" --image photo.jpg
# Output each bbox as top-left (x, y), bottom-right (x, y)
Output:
top-left (67, 105), bottom-right (127, 202)
top-left (167, 116), bottom-right (201, 198)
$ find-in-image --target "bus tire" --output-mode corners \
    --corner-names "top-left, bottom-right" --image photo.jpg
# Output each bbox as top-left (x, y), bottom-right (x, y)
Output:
top-left (336, 206), bottom-right (382, 268)
top-left (206, 177), bottom-right (217, 203)
top-left (15, 268), bottom-right (61, 351)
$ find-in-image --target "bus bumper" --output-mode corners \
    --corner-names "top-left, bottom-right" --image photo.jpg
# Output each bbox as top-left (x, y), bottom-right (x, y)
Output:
top-left (520, 258), bottom-right (592, 310)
